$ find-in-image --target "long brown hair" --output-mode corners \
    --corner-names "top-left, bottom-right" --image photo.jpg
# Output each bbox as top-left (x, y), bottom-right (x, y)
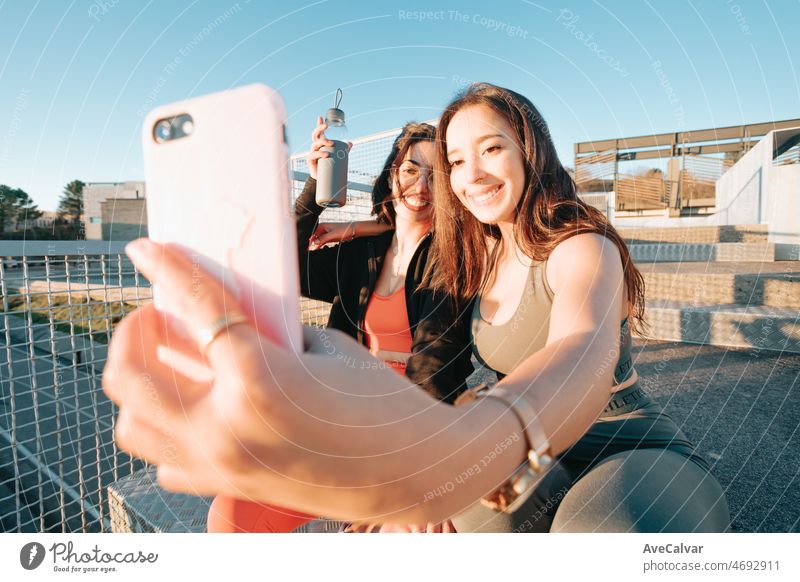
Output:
top-left (371, 122), bottom-right (436, 226)
top-left (427, 83), bottom-right (646, 333)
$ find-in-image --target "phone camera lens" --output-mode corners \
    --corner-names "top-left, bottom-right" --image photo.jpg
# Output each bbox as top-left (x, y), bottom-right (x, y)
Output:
top-left (154, 120), bottom-right (173, 142)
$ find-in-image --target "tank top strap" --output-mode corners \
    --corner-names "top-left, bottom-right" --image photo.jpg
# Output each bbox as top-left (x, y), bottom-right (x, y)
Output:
top-left (530, 259), bottom-right (555, 302)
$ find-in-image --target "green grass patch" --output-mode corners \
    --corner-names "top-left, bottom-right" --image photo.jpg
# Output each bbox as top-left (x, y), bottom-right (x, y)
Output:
top-left (6, 292), bottom-right (138, 344)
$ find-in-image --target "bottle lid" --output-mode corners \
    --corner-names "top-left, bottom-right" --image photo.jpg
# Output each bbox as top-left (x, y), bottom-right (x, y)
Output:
top-left (325, 88), bottom-right (345, 124)
top-left (325, 108), bottom-right (345, 124)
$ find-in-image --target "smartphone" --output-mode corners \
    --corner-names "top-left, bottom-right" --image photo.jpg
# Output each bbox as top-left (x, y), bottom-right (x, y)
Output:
top-left (142, 84), bottom-right (302, 357)
top-left (142, 84), bottom-right (311, 533)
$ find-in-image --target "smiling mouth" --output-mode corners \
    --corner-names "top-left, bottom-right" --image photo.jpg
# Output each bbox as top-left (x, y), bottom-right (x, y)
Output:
top-left (401, 195), bottom-right (431, 211)
top-left (469, 185), bottom-right (502, 206)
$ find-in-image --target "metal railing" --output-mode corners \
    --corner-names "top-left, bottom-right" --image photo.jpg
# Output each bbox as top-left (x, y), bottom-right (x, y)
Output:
top-left (1, 242), bottom-right (146, 532)
top-left (0, 241), bottom-right (337, 532)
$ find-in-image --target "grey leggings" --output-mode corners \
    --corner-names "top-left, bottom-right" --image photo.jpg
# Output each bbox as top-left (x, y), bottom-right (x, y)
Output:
top-left (452, 388), bottom-right (731, 533)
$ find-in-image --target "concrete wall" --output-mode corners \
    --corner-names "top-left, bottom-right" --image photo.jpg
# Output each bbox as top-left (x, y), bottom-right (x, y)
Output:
top-left (601, 206), bottom-right (715, 229)
top-left (83, 182), bottom-right (145, 240)
top-left (714, 127), bottom-right (800, 251)
top-left (100, 198), bottom-right (148, 241)
top-left (767, 164), bottom-right (800, 258)
top-left (713, 131), bottom-right (771, 227)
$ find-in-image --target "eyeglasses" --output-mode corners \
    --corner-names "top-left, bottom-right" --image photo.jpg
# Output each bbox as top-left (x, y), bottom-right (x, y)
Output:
top-left (395, 163), bottom-right (436, 190)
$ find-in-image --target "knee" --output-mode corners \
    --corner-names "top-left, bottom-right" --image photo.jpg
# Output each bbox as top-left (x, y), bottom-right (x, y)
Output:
top-left (551, 449), bottom-right (730, 533)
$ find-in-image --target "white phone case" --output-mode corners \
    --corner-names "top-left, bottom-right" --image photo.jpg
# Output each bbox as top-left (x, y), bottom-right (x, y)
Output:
top-left (142, 84), bottom-right (302, 358)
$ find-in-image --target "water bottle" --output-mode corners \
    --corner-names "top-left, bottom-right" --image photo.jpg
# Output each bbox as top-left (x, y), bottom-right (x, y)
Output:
top-left (316, 89), bottom-right (348, 208)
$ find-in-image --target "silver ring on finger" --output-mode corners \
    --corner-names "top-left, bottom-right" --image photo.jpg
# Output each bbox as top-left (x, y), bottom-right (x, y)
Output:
top-left (196, 313), bottom-right (250, 355)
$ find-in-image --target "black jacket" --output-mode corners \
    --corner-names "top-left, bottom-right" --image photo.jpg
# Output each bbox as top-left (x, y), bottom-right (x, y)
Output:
top-left (295, 178), bottom-right (473, 404)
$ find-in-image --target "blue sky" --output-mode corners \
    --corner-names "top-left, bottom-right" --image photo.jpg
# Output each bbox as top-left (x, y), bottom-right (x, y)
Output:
top-left (1, 0), bottom-right (798, 211)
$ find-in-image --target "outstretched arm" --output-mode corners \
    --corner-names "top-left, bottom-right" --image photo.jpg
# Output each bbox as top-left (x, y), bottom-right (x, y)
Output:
top-left (107, 239), bottom-right (523, 524)
top-left (105, 235), bottom-right (624, 524)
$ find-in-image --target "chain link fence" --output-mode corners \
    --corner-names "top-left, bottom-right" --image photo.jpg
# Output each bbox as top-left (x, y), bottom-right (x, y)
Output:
top-left (0, 243), bottom-right (146, 532)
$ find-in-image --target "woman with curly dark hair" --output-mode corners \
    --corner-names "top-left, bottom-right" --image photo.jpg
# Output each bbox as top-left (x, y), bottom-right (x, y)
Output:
top-left (295, 118), bottom-right (472, 406)
top-left (295, 118), bottom-right (472, 532)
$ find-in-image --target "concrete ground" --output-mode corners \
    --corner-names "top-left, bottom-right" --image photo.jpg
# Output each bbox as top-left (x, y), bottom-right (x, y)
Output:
top-left (634, 339), bottom-right (800, 532)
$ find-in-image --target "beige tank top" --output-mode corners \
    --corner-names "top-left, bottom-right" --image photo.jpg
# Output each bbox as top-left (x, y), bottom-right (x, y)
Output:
top-left (471, 261), bottom-right (637, 391)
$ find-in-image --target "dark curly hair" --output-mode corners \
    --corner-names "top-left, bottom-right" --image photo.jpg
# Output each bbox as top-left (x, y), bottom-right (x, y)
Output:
top-left (371, 122), bottom-right (436, 226)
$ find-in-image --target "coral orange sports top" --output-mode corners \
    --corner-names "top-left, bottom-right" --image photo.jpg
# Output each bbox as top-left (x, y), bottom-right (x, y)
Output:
top-left (363, 287), bottom-right (413, 374)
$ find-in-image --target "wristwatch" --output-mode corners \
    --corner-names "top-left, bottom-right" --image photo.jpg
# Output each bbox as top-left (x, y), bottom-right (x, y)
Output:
top-left (454, 383), bottom-right (553, 512)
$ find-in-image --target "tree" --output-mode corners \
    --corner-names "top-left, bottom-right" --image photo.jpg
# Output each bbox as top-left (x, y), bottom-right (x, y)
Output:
top-left (0, 184), bottom-right (41, 238)
top-left (634, 167), bottom-right (664, 177)
top-left (58, 179), bottom-right (85, 226)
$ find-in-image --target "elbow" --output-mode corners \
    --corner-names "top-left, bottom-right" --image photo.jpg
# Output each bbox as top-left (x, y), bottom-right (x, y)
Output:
top-left (590, 327), bottom-right (622, 390)
top-left (581, 334), bottom-right (621, 423)
top-left (558, 329), bottom-right (620, 409)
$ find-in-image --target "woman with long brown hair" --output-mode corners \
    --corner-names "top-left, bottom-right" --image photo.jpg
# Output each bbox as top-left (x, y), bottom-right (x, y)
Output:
top-left (424, 82), bottom-right (728, 531)
top-left (103, 84), bottom-right (730, 532)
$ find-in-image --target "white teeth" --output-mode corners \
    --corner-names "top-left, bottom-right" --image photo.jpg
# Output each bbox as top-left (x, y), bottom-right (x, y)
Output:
top-left (405, 197), bottom-right (428, 208)
top-left (472, 186), bottom-right (500, 203)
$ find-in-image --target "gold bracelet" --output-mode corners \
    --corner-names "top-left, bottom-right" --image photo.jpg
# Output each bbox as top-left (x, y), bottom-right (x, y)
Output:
top-left (454, 383), bottom-right (553, 512)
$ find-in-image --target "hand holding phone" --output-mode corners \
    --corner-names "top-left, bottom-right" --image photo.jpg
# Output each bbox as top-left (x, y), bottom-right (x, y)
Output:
top-left (142, 84), bottom-right (312, 532)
